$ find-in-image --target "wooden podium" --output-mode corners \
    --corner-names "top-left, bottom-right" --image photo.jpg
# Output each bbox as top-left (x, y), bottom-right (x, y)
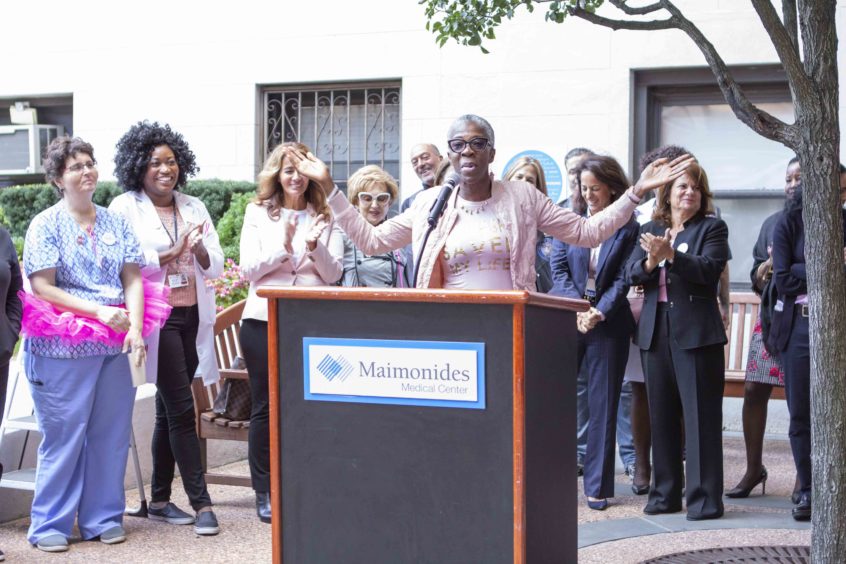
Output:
top-left (258, 287), bottom-right (587, 563)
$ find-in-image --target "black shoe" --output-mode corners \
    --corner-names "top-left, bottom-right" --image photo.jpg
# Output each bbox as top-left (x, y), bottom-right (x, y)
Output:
top-left (791, 490), bottom-right (801, 505)
top-left (256, 491), bottom-right (272, 524)
top-left (686, 509), bottom-right (724, 521)
top-left (148, 502), bottom-right (195, 525)
top-left (587, 498), bottom-right (608, 511)
top-left (726, 467), bottom-right (768, 498)
top-left (194, 510), bottom-right (220, 535)
top-left (792, 493), bottom-right (811, 521)
top-left (632, 483), bottom-right (650, 495)
top-left (643, 503), bottom-right (682, 515)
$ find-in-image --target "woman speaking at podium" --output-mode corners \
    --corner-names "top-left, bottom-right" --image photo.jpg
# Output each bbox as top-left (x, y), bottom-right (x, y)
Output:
top-left (284, 114), bottom-right (692, 291)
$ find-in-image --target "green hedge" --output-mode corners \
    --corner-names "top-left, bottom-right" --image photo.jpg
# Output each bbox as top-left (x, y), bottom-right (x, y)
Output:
top-left (216, 192), bottom-right (252, 262)
top-left (0, 179), bottom-right (256, 239)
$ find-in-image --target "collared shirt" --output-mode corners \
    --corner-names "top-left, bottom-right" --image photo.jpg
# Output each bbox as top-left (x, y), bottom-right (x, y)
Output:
top-left (23, 202), bottom-right (144, 358)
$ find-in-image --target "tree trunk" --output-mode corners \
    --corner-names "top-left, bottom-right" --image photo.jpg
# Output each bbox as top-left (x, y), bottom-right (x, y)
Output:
top-left (797, 2), bottom-right (846, 562)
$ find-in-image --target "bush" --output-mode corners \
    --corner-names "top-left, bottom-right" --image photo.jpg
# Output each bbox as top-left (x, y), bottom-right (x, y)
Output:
top-left (216, 192), bottom-right (252, 262)
top-left (0, 179), bottom-right (256, 239)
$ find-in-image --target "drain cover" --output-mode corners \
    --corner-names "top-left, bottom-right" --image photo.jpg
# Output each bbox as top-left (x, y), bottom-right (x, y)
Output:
top-left (643, 545), bottom-right (811, 563)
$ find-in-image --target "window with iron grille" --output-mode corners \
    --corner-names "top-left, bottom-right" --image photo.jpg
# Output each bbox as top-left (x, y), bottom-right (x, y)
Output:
top-left (260, 82), bottom-right (401, 191)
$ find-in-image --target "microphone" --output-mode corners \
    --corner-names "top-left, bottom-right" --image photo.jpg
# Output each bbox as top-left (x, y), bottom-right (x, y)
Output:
top-left (427, 173), bottom-right (461, 228)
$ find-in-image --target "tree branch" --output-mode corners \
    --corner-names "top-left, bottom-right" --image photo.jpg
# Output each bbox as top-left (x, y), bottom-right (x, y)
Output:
top-left (782, 0), bottom-right (798, 49)
top-left (569, 7), bottom-right (675, 31)
top-left (608, 1), bottom-right (663, 16)
top-left (658, 0), bottom-right (799, 148)
top-left (750, 0), bottom-right (812, 100)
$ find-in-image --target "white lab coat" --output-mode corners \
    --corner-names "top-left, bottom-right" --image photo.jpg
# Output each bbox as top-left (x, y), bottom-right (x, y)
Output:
top-left (109, 190), bottom-right (223, 386)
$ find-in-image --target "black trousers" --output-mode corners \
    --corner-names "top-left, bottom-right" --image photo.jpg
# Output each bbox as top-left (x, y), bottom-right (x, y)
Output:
top-left (240, 318), bottom-right (270, 493)
top-left (782, 309), bottom-right (811, 496)
top-left (152, 305), bottom-right (212, 510)
top-left (642, 304), bottom-right (725, 518)
top-left (579, 326), bottom-right (628, 499)
top-left (0, 362), bottom-right (8, 480)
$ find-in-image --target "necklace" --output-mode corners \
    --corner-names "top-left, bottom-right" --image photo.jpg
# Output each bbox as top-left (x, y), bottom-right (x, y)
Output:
top-left (456, 186), bottom-right (492, 216)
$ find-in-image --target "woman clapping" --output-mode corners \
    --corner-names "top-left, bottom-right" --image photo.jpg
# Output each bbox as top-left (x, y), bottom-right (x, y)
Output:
top-left (626, 162), bottom-right (730, 521)
top-left (239, 142), bottom-right (344, 523)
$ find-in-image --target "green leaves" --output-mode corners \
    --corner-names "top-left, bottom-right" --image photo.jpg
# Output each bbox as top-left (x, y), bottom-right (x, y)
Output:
top-left (420, 0), bottom-right (606, 52)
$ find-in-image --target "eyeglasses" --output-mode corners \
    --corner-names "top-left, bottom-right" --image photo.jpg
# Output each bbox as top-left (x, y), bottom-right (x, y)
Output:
top-left (358, 192), bottom-right (392, 205)
top-left (447, 137), bottom-right (491, 153)
top-left (66, 161), bottom-right (97, 174)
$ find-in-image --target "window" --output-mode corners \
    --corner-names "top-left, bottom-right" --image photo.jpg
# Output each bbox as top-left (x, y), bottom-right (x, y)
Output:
top-left (633, 66), bottom-right (793, 287)
top-left (259, 82), bottom-right (401, 192)
top-left (0, 94), bottom-right (73, 187)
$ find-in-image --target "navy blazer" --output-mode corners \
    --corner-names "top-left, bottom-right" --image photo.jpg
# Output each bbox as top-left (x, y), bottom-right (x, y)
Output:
top-left (769, 207), bottom-right (846, 352)
top-left (626, 215), bottom-right (730, 351)
top-left (550, 214), bottom-right (638, 335)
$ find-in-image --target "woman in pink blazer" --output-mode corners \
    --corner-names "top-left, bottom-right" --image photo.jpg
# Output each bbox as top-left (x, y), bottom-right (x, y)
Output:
top-left (239, 141), bottom-right (343, 523)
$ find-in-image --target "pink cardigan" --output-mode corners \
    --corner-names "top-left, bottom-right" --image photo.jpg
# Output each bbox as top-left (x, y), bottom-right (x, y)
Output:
top-left (240, 202), bottom-right (344, 321)
top-left (328, 180), bottom-right (639, 290)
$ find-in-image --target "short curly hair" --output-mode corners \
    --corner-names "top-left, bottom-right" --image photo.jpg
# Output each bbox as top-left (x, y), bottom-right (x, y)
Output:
top-left (43, 136), bottom-right (96, 194)
top-left (113, 121), bottom-right (198, 192)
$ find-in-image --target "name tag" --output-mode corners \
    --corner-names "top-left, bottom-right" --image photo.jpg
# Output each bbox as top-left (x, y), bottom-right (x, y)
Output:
top-left (168, 273), bottom-right (189, 288)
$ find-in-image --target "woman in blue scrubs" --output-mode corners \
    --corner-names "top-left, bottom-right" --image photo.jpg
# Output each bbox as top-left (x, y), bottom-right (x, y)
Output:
top-left (22, 136), bottom-right (147, 553)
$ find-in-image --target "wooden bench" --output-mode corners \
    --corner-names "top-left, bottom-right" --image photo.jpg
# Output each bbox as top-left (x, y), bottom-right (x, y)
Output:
top-left (192, 299), bottom-right (252, 487)
top-left (724, 292), bottom-right (785, 400)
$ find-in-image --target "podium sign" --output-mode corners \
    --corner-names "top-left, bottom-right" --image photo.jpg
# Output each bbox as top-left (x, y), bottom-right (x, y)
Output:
top-left (303, 337), bottom-right (486, 409)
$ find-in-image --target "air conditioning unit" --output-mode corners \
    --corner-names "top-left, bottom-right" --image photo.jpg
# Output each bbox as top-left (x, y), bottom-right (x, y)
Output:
top-left (0, 124), bottom-right (64, 175)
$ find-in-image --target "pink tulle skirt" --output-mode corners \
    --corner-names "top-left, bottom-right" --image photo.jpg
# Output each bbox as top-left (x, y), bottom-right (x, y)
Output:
top-left (19, 279), bottom-right (172, 346)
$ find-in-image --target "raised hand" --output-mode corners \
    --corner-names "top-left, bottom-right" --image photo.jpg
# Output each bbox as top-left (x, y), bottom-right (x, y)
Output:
top-left (641, 228), bottom-right (674, 271)
top-left (188, 221), bottom-right (210, 268)
top-left (305, 214), bottom-right (329, 252)
top-left (283, 148), bottom-right (334, 194)
top-left (633, 154), bottom-right (696, 198)
top-left (281, 214), bottom-right (298, 255)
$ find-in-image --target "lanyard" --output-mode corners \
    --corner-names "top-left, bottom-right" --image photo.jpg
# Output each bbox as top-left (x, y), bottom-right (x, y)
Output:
top-left (159, 201), bottom-right (178, 246)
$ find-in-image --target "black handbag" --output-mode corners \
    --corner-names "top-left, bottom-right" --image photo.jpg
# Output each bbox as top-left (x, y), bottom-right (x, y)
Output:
top-left (212, 356), bottom-right (252, 421)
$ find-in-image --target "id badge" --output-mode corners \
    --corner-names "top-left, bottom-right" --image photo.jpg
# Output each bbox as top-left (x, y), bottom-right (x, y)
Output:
top-left (168, 273), bottom-right (188, 288)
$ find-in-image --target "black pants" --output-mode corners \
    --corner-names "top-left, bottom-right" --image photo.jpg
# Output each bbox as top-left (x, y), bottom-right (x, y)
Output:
top-left (152, 305), bottom-right (212, 510)
top-left (782, 309), bottom-right (811, 496)
top-left (642, 304), bottom-right (725, 518)
top-left (0, 362), bottom-right (8, 481)
top-left (240, 318), bottom-right (270, 493)
top-left (579, 326), bottom-right (628, 499)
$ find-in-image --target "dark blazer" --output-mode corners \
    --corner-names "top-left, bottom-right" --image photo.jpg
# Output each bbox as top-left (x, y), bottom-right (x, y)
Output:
top-left (550, 215), bottom-right (639, 335)
top-left (626, 215), bottom-right (729, 350)
top-left (0, 227), bottom-right (22, 367)
top-left (749, 211), bottom-right (782, 294)
top-left (769, 207), bottom-right (846, 352)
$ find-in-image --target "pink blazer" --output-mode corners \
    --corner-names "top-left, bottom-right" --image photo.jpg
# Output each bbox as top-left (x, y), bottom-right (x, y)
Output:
top-left (328, 180), bottom-right (639, 290)
top-left (240, 201), bottom-right (344, 321)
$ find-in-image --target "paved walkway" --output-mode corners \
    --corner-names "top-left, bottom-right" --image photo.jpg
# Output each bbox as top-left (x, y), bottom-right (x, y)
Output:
top-left (0, 436), bottom-right (809, 562)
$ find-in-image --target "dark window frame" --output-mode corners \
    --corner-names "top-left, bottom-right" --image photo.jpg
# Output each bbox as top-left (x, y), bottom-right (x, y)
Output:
top-left (631, 64), bottom-right (791, 197)
top-left (255, 80), bottom-right (402, 190)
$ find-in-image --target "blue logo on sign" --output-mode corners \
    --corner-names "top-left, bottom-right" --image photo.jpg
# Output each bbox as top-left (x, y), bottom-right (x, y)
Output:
top-left (317, 354), bottom-right (354, 382)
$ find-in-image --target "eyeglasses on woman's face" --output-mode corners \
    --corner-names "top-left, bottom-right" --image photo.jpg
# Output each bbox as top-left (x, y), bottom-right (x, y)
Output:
top-left (358, 192), bottom-right (392, 205)
top-left (447, 137), bottom-right (491, 153)
top-left (66, 161), bottom-right (97, 174)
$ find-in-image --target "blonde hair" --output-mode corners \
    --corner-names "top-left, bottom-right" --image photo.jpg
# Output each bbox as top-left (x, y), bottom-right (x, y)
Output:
top-left (255, 142), bottom-right (330, 220)
top-left (347, 165), bottom-right (399, 205)
top-left (503, 157), bottom-right (548, 196)
top-left (652, 161), bottom-right (714, 226)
